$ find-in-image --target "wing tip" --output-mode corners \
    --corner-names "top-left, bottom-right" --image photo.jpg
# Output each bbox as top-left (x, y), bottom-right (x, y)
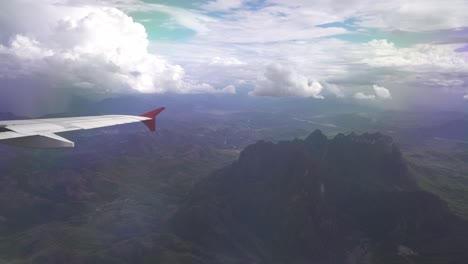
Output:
top-left (140, 107), bottom-right (165, 132)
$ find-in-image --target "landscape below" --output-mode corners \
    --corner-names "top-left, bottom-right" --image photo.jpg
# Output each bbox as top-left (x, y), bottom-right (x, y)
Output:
top-left (0, 96), bottom-right (467, 264)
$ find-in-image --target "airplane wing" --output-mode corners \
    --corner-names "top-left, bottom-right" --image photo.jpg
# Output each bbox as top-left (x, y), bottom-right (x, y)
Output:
top-left (0, 107), bottom-right (165, 148)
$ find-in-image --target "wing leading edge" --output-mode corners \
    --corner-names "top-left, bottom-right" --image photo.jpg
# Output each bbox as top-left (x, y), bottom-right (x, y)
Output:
top-left (0, 107), bottom-right (165, 148)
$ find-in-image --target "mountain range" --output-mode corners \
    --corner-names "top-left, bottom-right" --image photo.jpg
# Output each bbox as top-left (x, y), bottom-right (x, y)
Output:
top-left (1, 103), bottom-right (468, 263)
top-left (168, 130), bottom-right (468, 264)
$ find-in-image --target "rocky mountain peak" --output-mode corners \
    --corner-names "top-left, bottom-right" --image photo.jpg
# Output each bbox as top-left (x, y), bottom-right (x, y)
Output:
top-left (169, 131), bottom-right (468, 263)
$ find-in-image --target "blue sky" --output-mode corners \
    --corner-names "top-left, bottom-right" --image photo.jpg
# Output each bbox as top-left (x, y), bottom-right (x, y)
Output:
top-left (0, 0), bottom-right (467, 114)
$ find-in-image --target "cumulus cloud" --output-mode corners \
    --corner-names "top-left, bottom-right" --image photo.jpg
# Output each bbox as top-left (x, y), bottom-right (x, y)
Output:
top-left (250, 64), bottom-right (324, 98)
top-left (156, 34), bottom-right (467, 108)
top-left (373, 85), bottom-right (392, 99)
top-left (354, 92), bottom-right (376, 100)
top-left (322, 82), bottom-right (345, 98)
top-left (121, 0), bottom-right (468, 108)
top-left (354, 85), bottom-right (392, 100)
top-left (144, 1), bottom-right (468, 110)
top-left (2, 0), bottom-right (468, 113)
top-left (221, 85), bottom-right (237, 94)
top-left (0, 0), bottom-right (230, 114)
top-left (361, 39), bottom-right (468, 71)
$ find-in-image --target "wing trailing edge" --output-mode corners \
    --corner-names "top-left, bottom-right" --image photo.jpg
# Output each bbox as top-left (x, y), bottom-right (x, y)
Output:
top-left (1, 133), bottom-right (74, 148)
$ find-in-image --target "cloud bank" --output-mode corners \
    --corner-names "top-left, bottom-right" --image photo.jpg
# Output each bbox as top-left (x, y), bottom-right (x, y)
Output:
top-left (1, 0), bottom-right (468, 113)
top-left (250, 64), bottom-right (324, 98)
top-left (0, 0), bottom-right (235, 114)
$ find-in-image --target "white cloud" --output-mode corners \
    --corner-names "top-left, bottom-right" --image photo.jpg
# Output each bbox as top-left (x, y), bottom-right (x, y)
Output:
top-left (6, 35), bottom-right (54, 59)
top-left (250, 64), bottom-right (324, 98)
top-left (1, 0), bottom-right (468, 112)
top-left (464, 95), bottom-right (468, 100)
top-left (115, 1), bottom-right (347, 43)
top-left (373, 85), bottom-right (392, 99)
top-left (210, 56), bottom-right (244, 66)
top-left (121, 2), bottom-right (347, 43)
top-left (221, 85), bottom-right (237, 94)
top-left (354, 92), bottom-right (376, 100)
top-left (111, 0), bottom-right (468, 34)
top-left (200, 5), bottom-right (347, 43)
top-left (426, 78), bottom-right (464, 87)
top-left (119, 1), bottom-right (468, 109)
top-left (201, 0), bottom-right (245, 11)
top-left (153, 34), bottom-right (468, 107)
top-left (354, 85), bottom-right (392, 100)
top-left (361, 39), bottom-right (468, 71)
top-left (322, 82), bottom-right (345, 98)
top-left (270, 0), bottom-right (468, 32)
top-left (0, 1), bottom-right (231, 102)
top-left (115, 2), bottom-right (215, 35)
top-left (355, 1), bottom-right (468, 32)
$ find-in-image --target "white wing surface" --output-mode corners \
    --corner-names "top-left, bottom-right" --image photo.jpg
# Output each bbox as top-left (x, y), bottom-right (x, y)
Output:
top-left (0, 107), bottom-right (165, 148)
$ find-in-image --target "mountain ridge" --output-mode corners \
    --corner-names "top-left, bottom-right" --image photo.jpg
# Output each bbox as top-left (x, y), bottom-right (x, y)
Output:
top-left (168, 130), bottom-right (468, 264)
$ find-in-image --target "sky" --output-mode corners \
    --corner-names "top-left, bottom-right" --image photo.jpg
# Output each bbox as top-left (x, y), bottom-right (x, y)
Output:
top-left (0, 0), bottom-right (467, 114)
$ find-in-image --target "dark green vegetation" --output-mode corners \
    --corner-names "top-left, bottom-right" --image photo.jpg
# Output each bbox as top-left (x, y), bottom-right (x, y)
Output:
top-left (0, 126), bottom-right (239, 263)
top-left (0, 95), bottom-right (467, 263)
top-left (407, 139), bottom-right (468, 219)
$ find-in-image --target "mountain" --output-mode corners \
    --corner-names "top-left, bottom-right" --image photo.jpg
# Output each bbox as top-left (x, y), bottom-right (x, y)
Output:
top-left (169, 130), bottom-right (468, 264)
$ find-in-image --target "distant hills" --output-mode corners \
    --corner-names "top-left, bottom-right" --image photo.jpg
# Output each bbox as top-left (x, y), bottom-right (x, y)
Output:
top-left (168, 130), bottom-right (468, 263)
top-left (423, 119), bottom-right (468, 141)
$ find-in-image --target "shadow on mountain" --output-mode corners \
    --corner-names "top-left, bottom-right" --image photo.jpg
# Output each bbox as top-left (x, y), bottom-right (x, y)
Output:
top-left (169, 130), bottom-right (468, 264)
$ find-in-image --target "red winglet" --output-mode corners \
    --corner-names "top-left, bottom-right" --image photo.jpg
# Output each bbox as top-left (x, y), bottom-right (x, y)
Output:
top-left (140, 107), bottom-right (165, 132)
